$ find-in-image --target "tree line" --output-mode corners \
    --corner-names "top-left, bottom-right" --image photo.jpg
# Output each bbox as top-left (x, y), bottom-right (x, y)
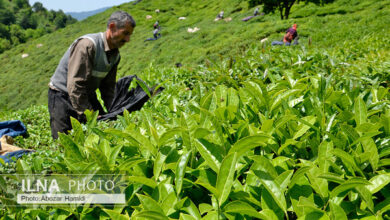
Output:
top-left (248, 0), bottom-right (335, 19)
top-left (0, 0), bottom-right (77, 53)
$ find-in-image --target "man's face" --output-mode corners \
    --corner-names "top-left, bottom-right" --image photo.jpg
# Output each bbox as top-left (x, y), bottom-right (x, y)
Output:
top-left (108, 22), bottom-right (134, 49)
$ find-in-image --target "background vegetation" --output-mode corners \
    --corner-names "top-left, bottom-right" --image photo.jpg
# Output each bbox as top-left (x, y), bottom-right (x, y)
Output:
top-left (0, 0), bottom-right (389, 219)
top-left (0, 0), bottom-right (388, 110)
top-left (0, 0), bottom-right (76, 54)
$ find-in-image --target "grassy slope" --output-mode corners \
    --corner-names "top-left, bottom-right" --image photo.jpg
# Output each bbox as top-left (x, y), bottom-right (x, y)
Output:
top-left (0, 0), bottom-right (389, 111)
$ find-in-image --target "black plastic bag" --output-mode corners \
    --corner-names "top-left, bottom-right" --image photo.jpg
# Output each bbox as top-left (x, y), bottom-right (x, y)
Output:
top-left (98, 75), bottom-right (164, 121)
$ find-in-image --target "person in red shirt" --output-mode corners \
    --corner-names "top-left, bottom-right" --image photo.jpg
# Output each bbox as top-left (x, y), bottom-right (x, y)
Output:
top-left (272, 24), bottom-right (298, 46)
top-left (284, 24), bottom-right (298, 44)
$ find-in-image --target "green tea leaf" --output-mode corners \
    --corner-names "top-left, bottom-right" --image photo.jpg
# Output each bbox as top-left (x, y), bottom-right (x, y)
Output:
top-left (195, 139), bottom-right (223, 172)
top-left (250, 156), bottom-right (279, 179)
top-left (379, 158), bottom-right (390, 167)
top-left (176, 151), bottom-right (191, 196)
top-left (136, 79), bottom-right (152, 98)
top-left (270, 89), bottom-right (302, 112)
top-left (355, 185), bottom-right (374, 212)
top-left (175, 197), bottom-right (201, 219)
top-left (354, 96), bottom-right (367, 125)
top-left (136, 193), bottom-right (165, 214)
top-left (332, 148), bottom-right (364, 177)
top-left (293, 116), bottom-right (316, 140)
top-left (253, 170), bottom-right (287, 212)
top-left (340, 124), bottom-right (360, 143)
top-left (195, 180), bottom-right (218, 196)
top-left (129, 176), bottom-right (157, 188)
top-left (318, 141), bottom-right (333, 173)
top-left (180, 213), bottom-right (197, 220)
top-left (59, 133), bottom-right (84, 161)
top-left (361, 138), bottom-right (379, 171)
top-left (108, 145), bottom-right (123, 167)
top-left (154, 151), bottom-right (167, 181)
top-left (132, 211), bottom-right (168, 220)
top-left (228, 134), bottom-right (273, 157)
top-left (199, 203), bottom-right (213, 215)
top-left (275, 170), bottom-right (294, 192)
top-left (103, 209), bottom-right (130, 220)
top-left (317, 173), bottom-right (345, 184)
top-left (118, 158), bottom-right (147, 171)
top-left (180, 113), bottom-right (192, 151)
top-left (86, 146), bottom-right (110, 170)
top-left (366, 173), bottom-right (390, 194)
top-left (216, 152), bottom-right (237, 206)
top-left (289, 166), bottom-right (311, 188)
top-left (16, 159), bottom-right (31, 174)
top-left (193, 128), bottom-right (212, 139)
top-left (200, 92), bottom-right (217, 111)
top-left (70, 117), bottom-right (85, 144)
top-left (224, 200), bottom-right (269, 219)
top-left (330, 178), bottom-right (371, 198)
top-left (329, 201), bottom-right (348, 220)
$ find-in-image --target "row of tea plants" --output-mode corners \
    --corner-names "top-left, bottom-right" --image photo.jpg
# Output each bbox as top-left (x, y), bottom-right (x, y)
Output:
top-left (1, 42), bottom-right (389, 219)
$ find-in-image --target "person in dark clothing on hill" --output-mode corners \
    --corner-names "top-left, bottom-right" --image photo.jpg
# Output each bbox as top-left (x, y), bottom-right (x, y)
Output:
top-left (153, 28), bottom-right (161, 39)
top-left (47, 11), bottom-right (136, 139)
top-left (242, 8), bottom-right (264, 21)
top-left (144, 28), bottom-right (161, 41)
top-left (153, 20), bottom-right (160, 29)
top-left (144, 22), bottom-right (161, 41)
top-left (254, 7), bottom-right (259, 16)
top-left (215, 10), bottom-right (224, 21)
top-left (272, 24), bottom-right (298, 46)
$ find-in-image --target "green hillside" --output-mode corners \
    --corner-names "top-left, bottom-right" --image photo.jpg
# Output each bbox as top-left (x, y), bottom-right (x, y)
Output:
top-left (1, 0), bottom-right (390, 219)
top-left (0, 0), bottom-right (389, 110)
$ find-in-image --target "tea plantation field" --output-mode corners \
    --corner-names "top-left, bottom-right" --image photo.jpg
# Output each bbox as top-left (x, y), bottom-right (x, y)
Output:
top-left (0, 0), bottom-right (390, 219)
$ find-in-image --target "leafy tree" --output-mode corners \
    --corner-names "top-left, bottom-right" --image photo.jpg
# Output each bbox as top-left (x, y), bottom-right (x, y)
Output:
top-left (54, 10), bottom-right (67, 29)
top-left (17, 8), bottom-right (37, 29)
top-left (248, 0), bottom-right (335, 19)
top-left (14, 0), bottom-right (29, 9)
top-left (9, 24), bottom-right (26, 44)
top-left (0, 23), bottom-right (9, 39)
top-left (0, 0), bottom-right (77, 54)
top-left (32, 2), bottom-right (45, 13)
top-left (0, 9), bottom-right (15, 25)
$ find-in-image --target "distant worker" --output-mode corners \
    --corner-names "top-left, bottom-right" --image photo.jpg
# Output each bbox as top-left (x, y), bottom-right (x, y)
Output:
top-left (272, 24), bottom-right (298, 46)
top-left (215, 10), bottom-right (224, 21)
top-left (145, 23), bottom-right (161, 41)
top-left (48, 11), bottom-right (136, 139)
top-left (242, 8), bottom-right (263, 22)
top-left (284, 24), bottom-right (298, 44)
top-left (153, 20), bottom-right (159, 29)
top-left (153, 27), bottom-right (161, 39)
top-left (254, 8), bottom-right (259, 16)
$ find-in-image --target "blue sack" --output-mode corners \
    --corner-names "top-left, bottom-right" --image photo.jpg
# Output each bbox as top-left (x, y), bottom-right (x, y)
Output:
top-left (0, 150), bottom-right (33, 164)
top-left (0, 120), bottom-right (27, 138)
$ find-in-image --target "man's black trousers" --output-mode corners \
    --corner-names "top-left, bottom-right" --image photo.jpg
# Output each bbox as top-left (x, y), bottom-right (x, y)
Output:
top-left (47, 75), bottom-right (162, 139)
top-left (48, 88), bottom-right (104, 139)
top-left (48, 89), bottom-right (79, 139)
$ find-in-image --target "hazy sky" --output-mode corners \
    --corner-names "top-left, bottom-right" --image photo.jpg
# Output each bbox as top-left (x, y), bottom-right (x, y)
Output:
top-left (29, 0), bottom-right (133, 13)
